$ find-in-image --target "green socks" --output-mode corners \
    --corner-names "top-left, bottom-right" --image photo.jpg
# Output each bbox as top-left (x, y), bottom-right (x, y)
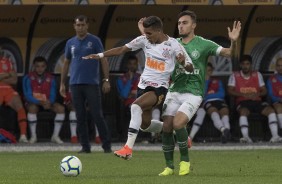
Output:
top-left (175, 128), bottom-right (189, 162)
top-left (162, 132), bottom-right (175, 169)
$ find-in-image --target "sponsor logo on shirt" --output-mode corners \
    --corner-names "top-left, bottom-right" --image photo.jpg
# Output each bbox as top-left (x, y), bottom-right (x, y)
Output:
top-left (175, 67), bottom-right (200, 75)
top-left (146, 57), bottom-right (165, 72)
top-left (240, 87), bottom-right (257, 93)
top-left (141, 80), bottom-right (159, 87)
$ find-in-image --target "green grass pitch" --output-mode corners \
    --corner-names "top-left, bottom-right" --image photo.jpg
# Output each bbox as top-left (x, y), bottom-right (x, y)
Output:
top-left (0, 149), bottom-right (281, 184)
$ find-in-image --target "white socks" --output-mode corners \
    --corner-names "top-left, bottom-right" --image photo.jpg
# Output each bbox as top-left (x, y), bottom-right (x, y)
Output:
top-left (222, 115), bottom-right (230, 130)
top-left (69, 111), bottom-right (77, 137)
top-left (268, 113), bottom-right (279, 138)
top-left (126, 104), bottom-right (143, 149)
top-left (189, 108), bottom-right (206, 140)
top-left (239, 116), bottom-right (249, 138)
top-left (211, 112), bottom-right (224, 132)
top-left (277, 114), bottom-right (282, 128)
top-left (53, 113), bottom-right (65, 137)
top-left (27, 113), bottom-right (37, 138)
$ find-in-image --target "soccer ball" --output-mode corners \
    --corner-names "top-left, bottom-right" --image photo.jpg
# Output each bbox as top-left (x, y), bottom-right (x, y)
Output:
top-left (60, 156), bottom-right (82, 177)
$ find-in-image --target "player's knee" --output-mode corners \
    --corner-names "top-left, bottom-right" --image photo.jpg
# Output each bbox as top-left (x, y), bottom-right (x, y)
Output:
top-left (8, 96), bottom-right (23, 110)
top-left (131, 104), bottom-right (142, 114)
top-left (53, 103), bottom-right (65, 113)
top-left (27, 104), bottom-right (39, 113)
top-left (239, 108), bottom-right (249, 116)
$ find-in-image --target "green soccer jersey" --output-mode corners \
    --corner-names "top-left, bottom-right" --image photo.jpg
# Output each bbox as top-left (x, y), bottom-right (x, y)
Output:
top-left (169, 36), bottom-right (221, 97)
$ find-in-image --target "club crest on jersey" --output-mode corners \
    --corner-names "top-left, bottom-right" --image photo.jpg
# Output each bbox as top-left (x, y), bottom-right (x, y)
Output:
top-left (272, 78), bottom-right (277, 83)
top-left (191, 49), bottom-right (200, 60)
top-left (162, 48), bottom-right (170, 59)
top-left (87, 42), bottom-right (92, 48)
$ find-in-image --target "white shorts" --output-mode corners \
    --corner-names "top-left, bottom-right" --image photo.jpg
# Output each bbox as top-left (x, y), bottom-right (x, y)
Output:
top-left (162, 92), bottom-right (203, 120)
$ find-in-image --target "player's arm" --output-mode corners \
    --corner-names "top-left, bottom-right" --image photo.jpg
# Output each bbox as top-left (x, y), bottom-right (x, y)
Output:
top-left (258, 86), bottom-right (267, 97)
top-left (82, 46), bottom-right (131, 60)
top-left (138, 17), bottom-right (146, 35)
top-left (176, 43), bottom-right (194, 72)
top-left (0, 72), bottom-right (10, 81)
top-left (227, 73), bottom-right (244, 97)
top-left (49, 78), bottom-right (57, 104)
top-left (227, 85), bottom-right (243, 97)
top-left (219, 21), bottom-right (241, 57)
top-left (60, 57), bottom-right (70, 98)
top-left (257, 73), bottom-right (267, 97)
top-left (1, 70), bottom-right (17, 85)
top-left (100, 57), bottom-right (111, 94)
top-left (266, 78), bottom-right (280, 103)
top-left (22, 75), bottom-right (40, 104)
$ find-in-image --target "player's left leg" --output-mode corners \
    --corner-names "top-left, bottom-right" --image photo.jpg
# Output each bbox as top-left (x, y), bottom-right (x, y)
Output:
top-left (69, 109), bottom-right (78, 144)
top-left (159, 92), bottom-right (179, 176)
top-left (115, 93), bottom-right (155, 159)
top-left (261, 105), bottom-right (282, 143)
top-left (174, 93), bottom-right (202, 176)
top-left (159, 115), bottom-right (175, 176)
top-left (7, 92), bottom-right (28, 143)
top-left (51, 103), bottom-right (65, 144)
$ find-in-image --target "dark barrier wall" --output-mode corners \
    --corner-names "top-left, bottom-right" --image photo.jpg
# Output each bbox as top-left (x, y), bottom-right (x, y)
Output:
top-left (0, 5), bottom-right (282, 75)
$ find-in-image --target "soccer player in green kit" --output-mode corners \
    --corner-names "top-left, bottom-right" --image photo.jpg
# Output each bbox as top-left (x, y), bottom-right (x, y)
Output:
top-left (138, 10), bottom-right (241, 176)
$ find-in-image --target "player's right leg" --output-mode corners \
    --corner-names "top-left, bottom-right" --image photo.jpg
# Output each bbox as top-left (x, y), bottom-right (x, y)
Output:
top-left (189, 107), bottom-right (206, 144)
top-left (7, 92), bottom-right (28, 143)
top-left (174, 93), bottom-right (202, 175)
top-left (159, 92), bottom-right (180, 175)
top-left (51, 103), bottom-right (65, 144)
top-left (159, 116), bottom-right (175, 176)
top-left (114, 91), bottom-right (157, 160)
top-left (26, 103), bottom-right (39, 143)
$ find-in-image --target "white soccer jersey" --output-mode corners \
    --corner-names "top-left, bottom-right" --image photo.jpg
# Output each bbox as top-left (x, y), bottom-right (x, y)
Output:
top-left (125, 35), bottom-right (192, 89)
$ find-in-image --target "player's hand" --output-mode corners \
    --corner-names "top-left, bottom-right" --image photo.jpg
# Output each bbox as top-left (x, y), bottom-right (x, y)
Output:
top-left (243, 93), bottom-right (258, 99)
top-left (60, 84), bottom-right (66, 98)
top-left (42, 100), bottom-right (51, 110)
top-left (176, 53), bottom-right (185, 66)
top-left (102, 81), bottom-right (111, 94)
top-left (138, 17), bottom-right (146, 35)
top-left (39, 100), bottom-right (46, 106)
top-left (228, 21), bottom-right (241, 42)
top-left (82, 54), bottom-right (99, 60)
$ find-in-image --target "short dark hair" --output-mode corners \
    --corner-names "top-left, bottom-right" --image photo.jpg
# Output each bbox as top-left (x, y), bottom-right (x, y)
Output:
top-left (178, 10), bottom-right (197, 23)
top-left (240, 54), bottom-right (252, 63)
top-left (143, 16), bottom-right (163, 30)
top-left (33, 56), bottom-right (47, 64)
top-left (128, 55), bottom-right (138, 62)
top-left (74, 15), bottom-right (89, 23)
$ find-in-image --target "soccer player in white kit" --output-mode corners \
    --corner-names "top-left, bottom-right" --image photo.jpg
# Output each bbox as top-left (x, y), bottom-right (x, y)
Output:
top-left (82, 16), bottom-right (193, 160)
